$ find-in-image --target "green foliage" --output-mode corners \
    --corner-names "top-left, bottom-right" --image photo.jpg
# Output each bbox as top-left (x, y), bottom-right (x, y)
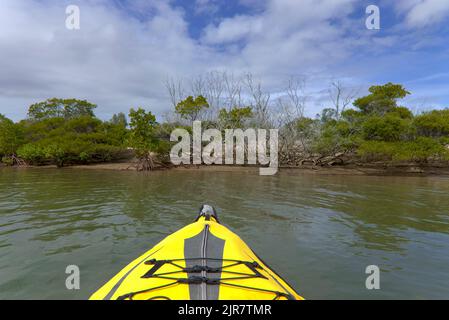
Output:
top-left (28, 98), bottom-right (97, 120)
top-left (312, 102), bottom-right (414, 157)
top-left (175, 96), bottom-right (209, 122)
top-left (341, 109), bottom-right (365, 123)
top-left (152, 140), bottom-right (173, 163)
top-left (19, 117), bottom-right (65, 142)
top-left (18, 141), bottom-right (124, 167)
top-left (312, 121), bottom-right (359, 156)
top-left (2, 87), bottom-right (448, 168)
top-left (295, 117), bottom-right (317, 138)
top-left (312, 132), bottom-right (340, 155)
top-left (439, 136), bottom-right (449, 146)
top-left (63, 116), bottom-right (102, 134)
top-left (0, 114), bottom-right (24, 157)
top-left (414, 109), bottom-right (449, 138)
top-left (28, 116), bottom-right (127, 145)
top-left (218, 106), bottom-right (253, 128)
top-left (102, 121), bottom-right (129, 146)
top-left (334, 120), bottom-right (352, 137)
top-left (319, 108), bottom-right (338, 123)
top-left (16, 113), bottom-right (127, 166)
top-left (353, 83), bottom-right (410, 115)
top-left (17, 143), bottom-right (46, 164)
top-left (1, 156), bottom-right (14, 166)
top-left (390, 106), bottom-right (414, 119)
top-left (110, 112), bottom-right (128, 127)
top-left (128, 108), bottom-right (159, 158)
top-left (362, 114), bottom-right (410, 142)
top-left (358, 138), bottom-right (449, 163)
top-left (312, 101), bottom-right (449, 164)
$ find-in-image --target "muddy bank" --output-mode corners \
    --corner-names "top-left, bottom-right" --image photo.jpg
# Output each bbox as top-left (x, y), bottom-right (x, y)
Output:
top-left (173, 164), bottom-right (449, 176)
top-left (6, 161), bottom-right (449, 176)
top-left (280, 164), bottom-right (449, 176)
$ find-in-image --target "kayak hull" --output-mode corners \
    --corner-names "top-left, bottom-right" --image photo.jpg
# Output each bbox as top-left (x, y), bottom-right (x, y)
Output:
top-left (90, 217), bottom-right (303, 300)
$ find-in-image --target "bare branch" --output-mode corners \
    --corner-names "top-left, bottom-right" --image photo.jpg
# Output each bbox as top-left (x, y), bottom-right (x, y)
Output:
top-left (328, 80), bottom-right (358, 119)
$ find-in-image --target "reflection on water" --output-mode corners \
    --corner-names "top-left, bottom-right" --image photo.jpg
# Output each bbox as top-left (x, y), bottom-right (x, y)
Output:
top-left (0, 168), bottom-right (448, 299)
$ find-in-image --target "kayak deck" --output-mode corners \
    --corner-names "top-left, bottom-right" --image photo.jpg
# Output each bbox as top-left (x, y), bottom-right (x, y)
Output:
top-left (90, 214), bottom-right (303, 300)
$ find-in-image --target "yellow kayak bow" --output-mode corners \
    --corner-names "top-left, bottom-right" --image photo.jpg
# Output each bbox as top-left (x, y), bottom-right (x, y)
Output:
top-left (90, 205), bottom-right (303, 300)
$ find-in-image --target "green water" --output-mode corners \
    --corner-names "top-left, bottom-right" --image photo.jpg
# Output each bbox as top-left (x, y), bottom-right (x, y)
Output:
top-left (0, 168), bottom-right (448, 299)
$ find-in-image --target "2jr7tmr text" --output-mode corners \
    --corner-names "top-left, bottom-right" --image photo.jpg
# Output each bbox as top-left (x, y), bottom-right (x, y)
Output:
top-left (222, 304), bottom-right (272, 317)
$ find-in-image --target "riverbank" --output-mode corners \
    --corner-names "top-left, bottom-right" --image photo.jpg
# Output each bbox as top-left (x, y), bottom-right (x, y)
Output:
top-left (4, 161), bottom-right (449, 176)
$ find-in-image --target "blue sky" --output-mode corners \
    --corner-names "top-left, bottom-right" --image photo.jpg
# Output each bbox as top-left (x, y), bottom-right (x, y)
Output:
top-left (1, 0), bottom-right (449, 121)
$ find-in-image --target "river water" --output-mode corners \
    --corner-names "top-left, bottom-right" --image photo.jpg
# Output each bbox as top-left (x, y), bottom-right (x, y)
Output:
top-left (0, 168), bottom-right (448, 299)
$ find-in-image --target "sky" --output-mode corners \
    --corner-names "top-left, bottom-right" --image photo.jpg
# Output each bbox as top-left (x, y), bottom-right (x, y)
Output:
top-left (1, 0), bottom-right (449, 121)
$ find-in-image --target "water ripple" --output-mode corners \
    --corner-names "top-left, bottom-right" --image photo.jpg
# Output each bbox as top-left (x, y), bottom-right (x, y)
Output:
top-left (0, 168), bottom-right (449, 299)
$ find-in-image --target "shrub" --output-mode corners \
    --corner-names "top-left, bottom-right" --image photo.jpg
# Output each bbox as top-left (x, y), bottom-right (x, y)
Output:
top-left (414, 109), bottom-right (449, 138)
top-left (1, 156), bottom-right (14, 166)
top-left (17, 144), bottom-right (46, 165)
top-left (218, 106), bottom-right (253, 129)
top-left (362, 114), bottom-right (410, 142)
top-left (341, 109), bottom-right (364, 122)
top-left (16, 111), bottom-right (129, 167)
top-left (389, 106), bottom-right (414, 119)
top-left (312, 123), bottom-right (358, 155)
top-left (17, 139), bottom-right (125, 167)
top-left (0, 115), bottom-right (24, 157)
top-left (358, 138), bottom-right (449, 163)
top-left (353, 83), bottom-right (410, 115)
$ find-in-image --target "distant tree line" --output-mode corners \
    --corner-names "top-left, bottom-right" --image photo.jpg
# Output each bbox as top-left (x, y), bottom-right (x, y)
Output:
top-left (1, 72), bottom-right (449, 170)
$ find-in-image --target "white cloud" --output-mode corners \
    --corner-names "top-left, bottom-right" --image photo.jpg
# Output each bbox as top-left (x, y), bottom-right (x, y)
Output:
top-left (0, 0), bottom-right (212, 120)
top-left (201, 0), bottom-right (360, 89)
top-left (203, 0), bottom-right (356, 44)
top-left (1, 0), bottom-right (359, 120)
top-left (0, 0), bottom-right (447, 121)
top-left (194, 0), bottom-right (220, 15)
top-left (396, 0), bottom-right (449, 28)
top-left (202, 15), bottom-right (263, 44)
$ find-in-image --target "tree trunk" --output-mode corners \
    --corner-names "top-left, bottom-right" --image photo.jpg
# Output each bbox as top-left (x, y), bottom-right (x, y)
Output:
top-left (11, 154), bottom-right (26, 167)
top-left (138, 152), bottom-right (155, 171)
